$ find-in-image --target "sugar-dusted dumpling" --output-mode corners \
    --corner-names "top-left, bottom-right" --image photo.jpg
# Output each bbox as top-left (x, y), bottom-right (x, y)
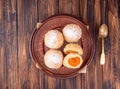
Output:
top-left (63, 43), bottom-right (83, 55)
top-left (63, 24), bottom-right (82, 42)
top-left (44, 49), bottom-right (63, 69)
top-left (63, 53), bottom-right (83, 69)
top-left (44, 30), bottom-right (64, 49)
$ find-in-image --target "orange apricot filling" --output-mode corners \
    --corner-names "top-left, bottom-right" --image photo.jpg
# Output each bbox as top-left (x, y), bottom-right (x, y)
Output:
top-left (66, 50), bottom-right (77, 54)
top-left (68, 57), bottom-right (80, 66)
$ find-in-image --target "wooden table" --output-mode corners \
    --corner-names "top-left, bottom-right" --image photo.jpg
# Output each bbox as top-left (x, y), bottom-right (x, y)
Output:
top-left (0, 0), bottom-right (120, 89)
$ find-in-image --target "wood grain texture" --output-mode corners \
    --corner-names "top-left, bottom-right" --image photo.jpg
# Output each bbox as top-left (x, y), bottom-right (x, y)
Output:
top-left (103, 0), bottom-right (120, 89)
top-left (0, 0), bottom-right (18, 89)
top-left (0, 1), bottom-right (5, 89)
top-left (17, 0), bottom-right (38, 89)
top-left (79, 0), bottom-right (88, 23)
top-left (94, 0), bottom-right (103, 89)
top-left (0, 0), bottom-right (120, 89)
top-left (38, 0), bottom-right (59, 21)
top-left (59, 0), bottom-right (80, 19)
top-left (81, 1), bottom-right (96, 89)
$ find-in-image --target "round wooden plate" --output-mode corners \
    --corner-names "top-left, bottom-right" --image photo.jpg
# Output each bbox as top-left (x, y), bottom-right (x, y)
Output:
top-left (30, 15), bottom-right (95, 78)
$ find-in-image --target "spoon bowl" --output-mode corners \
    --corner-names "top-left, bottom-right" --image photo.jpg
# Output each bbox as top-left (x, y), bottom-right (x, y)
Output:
top-left (99, 24), bottom-right (108, 38)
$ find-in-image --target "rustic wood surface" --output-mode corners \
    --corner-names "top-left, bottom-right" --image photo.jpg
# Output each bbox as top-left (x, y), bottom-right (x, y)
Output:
top-left (0, 0), bottom-right (120, 89)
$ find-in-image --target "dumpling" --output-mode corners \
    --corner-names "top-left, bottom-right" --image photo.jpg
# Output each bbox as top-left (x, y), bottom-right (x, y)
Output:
top-left (44, 49), bottom-right (63, 69)
top-left (63, 24), bottom-right (82, 42)
top-left (44, 30), bottom-right (64, 49)
top-left (63, 43), bottom-right (83, 55)
top-left (63, 53), bottom-right (83, 69)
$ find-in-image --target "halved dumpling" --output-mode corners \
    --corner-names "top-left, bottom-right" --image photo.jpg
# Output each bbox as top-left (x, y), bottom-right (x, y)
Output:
top-left (63, 53), bottom-right (83, 69)
top-left (63, 43), bottom-right (83, 55)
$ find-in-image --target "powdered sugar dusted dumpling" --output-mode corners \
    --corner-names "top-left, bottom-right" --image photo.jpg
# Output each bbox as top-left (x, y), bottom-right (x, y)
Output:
top-left (63, 24), bottom-right (82, 42)
top-left (44, 49), bottom-right (63, 69)
top-left (64, 43), bottom-right (83, 55)
top-left (63, 53), bottom-right (83, 69)
top-left (44, 30), bottom-right (64, 49)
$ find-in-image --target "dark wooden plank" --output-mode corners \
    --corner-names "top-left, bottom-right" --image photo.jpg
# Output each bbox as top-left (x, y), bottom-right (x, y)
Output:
top-left (102, 0), bottom-right (120, 89)
top-left (0, 0), bottom-right (18, 89)
top-left (75, 75), bottom-right (82, 89)
top-left (59, 0), bottom-right (72, 15)
top-left (94, 0), bottom-right (101, 25)
top-left (0, 46), bottom-right (5, 89)
top-left (0, 1), bottom-right (5, 89)
top-left (94, 0), bottom-right (103, 89)
top-left (79, 0), bottom-right (88, 23)
top-left (81, 0), bottom-right (103, 89)
top-left (37, 0), bottom-right (61, 89)
top-left (59, 0), bottom-right (80, 18)
top-left (38, 0), bottom-right (59, 21)
top-left (59, 0), bottom-right (81, 89)
top-left (61, 77), bottom-right (76, 89)
top-left (79, 1), bottom-right (89, 89)
top-left (17, 0), bottom-right (39, 89)
top-left (116, 19), bottom-right (120, 89)
top-left (118, 0), bottom-right (120, 17)
top-left (80, 0), bottom-right (95, 89)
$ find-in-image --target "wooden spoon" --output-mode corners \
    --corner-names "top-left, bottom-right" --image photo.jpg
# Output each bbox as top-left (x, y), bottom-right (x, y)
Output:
top-left (99, 24), bottom-right (108, 65)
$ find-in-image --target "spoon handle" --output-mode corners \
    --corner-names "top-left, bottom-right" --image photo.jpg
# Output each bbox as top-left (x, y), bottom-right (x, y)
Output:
top-left (100, 38), bottom-right (105, 65)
